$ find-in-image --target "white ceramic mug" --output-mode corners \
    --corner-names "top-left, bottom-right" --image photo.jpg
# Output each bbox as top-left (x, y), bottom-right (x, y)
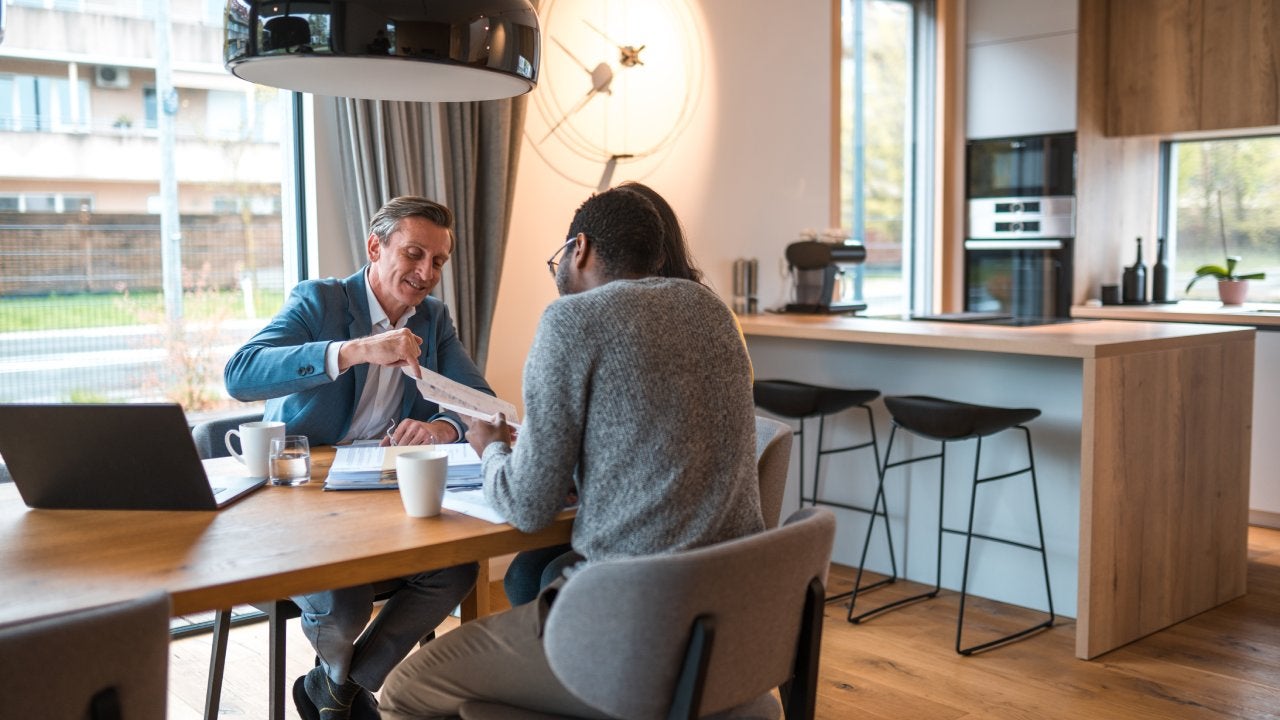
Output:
top-left (225, 421), bottom-right (286, 478)
top-left (396, 449), bottom-right (449, 518)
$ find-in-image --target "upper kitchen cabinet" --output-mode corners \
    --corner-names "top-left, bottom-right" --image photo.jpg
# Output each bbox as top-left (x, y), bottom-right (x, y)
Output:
top-left (967, 0), bottom-right (1079, 139)
top-left (1105, 0), bottom-right (1280, 136)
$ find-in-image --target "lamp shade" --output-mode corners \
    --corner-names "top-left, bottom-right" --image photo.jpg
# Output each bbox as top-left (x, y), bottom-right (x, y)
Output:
top-left (224, 0), bottom-right (540, 102)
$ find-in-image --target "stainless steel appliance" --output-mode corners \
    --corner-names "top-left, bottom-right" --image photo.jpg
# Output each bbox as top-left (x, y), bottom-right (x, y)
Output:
top-left (784, 240), bottom-right (867, 314)
top-left (965, 133), bottom-right (1076, 318)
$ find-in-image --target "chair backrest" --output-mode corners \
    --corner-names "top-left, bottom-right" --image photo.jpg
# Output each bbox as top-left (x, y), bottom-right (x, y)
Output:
top-left (0, 592), bottom-right (171, 719)
top-left (191, 411), bottom-right (264, 459)
top-left (542, 507), bottom-right (835, 720)
top-left (755, 415), bottom-right (794, 529)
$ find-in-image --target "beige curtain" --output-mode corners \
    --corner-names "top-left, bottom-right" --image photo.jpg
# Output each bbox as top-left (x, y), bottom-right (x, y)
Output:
top-left (335, 96), bottom-right (527, 372)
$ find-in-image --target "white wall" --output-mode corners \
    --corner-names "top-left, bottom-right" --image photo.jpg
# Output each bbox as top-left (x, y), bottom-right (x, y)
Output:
top-left (486, 0), bottom-right (834, 405)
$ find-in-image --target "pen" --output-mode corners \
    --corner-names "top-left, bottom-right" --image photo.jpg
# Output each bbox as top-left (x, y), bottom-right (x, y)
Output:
top-left (385, 418), bottom-right (398, 446)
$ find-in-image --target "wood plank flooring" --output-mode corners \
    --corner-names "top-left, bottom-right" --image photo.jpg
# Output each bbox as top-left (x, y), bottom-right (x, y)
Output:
top-left (171, 526), bottom-right (1280, 719)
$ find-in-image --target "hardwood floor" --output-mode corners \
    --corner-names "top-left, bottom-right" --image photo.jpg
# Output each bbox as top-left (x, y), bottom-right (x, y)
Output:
top-left (170, 526), bottom-right (1280, 719)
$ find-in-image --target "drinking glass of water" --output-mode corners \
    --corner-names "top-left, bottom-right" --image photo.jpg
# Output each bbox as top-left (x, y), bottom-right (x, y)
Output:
top-left (269, 435), bottom-right (311, 486)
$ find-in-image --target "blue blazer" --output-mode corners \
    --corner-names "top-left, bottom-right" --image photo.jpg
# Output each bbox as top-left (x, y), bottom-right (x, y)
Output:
top-left (223, 268), bottom-right (492, 445)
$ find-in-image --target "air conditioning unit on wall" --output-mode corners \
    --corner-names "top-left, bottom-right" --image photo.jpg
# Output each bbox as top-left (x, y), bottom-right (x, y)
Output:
top-left (95, 66), bottom-right (130, 89)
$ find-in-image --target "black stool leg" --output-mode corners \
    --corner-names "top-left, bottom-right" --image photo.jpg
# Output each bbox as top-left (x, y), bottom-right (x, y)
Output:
top-left (955, 428), bottom-right (1055, 655)
top-left (848, 429), bottom-right (945, 623)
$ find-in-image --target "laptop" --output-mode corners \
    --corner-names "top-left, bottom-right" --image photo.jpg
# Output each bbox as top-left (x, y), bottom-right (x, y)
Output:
top-left (0, 403), bottom-right (267, 511)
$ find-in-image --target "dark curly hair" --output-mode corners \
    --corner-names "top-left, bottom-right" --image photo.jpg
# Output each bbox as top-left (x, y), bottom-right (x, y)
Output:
top-left (617, 181), bottom-right (704, 284)
top-left (566, 188), bottom-right (665, 279)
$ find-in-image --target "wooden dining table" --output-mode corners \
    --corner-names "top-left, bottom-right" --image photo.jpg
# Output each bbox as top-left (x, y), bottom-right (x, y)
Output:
top-left (0, 446), bottom-right (573, 626)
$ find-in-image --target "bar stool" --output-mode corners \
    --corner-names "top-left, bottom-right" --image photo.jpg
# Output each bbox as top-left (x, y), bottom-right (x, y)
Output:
top-left (752, 379), bottom-right (895, 600)
top-left (847, 395), bottom-right (1054, 655)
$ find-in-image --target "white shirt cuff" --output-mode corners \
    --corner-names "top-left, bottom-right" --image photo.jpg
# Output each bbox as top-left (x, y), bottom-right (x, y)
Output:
top-left (324, 341), bottom-right (345, 380)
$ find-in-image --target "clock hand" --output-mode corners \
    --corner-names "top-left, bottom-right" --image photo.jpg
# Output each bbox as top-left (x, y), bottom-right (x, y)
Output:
top-left (551, 36), bottom-right (594, 76)
top-left (541, 62), bottom-right (614, 143)
top-left (583, 20), bottom-right (645, 67)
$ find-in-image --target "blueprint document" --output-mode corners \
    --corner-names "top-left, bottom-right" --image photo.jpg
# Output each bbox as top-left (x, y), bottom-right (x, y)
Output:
top-left (401, 365), bottom-right (520, 426)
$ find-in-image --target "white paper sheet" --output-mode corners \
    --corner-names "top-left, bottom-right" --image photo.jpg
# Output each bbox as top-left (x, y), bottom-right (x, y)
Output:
top-left (401, 365), bottom-right (520, 426)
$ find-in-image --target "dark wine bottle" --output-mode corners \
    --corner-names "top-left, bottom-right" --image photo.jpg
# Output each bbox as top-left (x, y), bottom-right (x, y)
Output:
top-left (1152, 237), bottom-right (1170, 304)
top-left (1122, 237), bottom-right (1148, 304)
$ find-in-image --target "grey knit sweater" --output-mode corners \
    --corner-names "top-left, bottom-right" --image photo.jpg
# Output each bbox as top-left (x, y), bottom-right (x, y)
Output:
top-left (481, 277), bottom-right (764, 562)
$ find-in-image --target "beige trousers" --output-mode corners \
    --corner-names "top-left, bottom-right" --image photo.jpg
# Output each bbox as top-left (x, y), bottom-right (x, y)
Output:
top-left (378, 599), bottom-right (610, 720)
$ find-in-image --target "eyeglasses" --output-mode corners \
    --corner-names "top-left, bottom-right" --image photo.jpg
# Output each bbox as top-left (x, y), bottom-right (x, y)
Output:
top-left (546, 236), bottom-right (576, 279)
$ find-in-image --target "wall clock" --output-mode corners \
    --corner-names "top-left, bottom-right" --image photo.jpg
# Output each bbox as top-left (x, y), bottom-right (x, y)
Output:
top-left (526, 0), bottom-right (703, 190)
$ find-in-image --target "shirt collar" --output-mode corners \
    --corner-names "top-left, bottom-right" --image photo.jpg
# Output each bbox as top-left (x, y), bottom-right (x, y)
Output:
top-left (363, 267), bottom-right (417, 329)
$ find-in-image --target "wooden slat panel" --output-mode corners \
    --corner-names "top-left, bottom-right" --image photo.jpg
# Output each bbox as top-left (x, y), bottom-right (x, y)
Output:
top-left (1200, 0), bottom-right (1280, 131)
top-left (1105, 0), bottom-right (1202, 136)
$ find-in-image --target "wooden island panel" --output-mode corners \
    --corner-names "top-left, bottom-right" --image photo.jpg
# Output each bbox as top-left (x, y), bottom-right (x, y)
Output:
top-left (1080, 334), bottom-right (1253, 657)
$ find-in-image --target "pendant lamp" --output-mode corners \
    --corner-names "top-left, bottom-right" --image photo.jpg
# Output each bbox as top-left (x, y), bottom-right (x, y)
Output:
top-left (224, 0), bottom-right (540, 101)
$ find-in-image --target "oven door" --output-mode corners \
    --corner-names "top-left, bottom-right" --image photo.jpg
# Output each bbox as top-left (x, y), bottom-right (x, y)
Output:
top-left (964, 239), bottom-right (1071, 318)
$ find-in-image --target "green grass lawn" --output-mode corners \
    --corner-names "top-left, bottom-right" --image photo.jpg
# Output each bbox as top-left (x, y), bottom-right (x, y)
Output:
top-left (0, 290), bottom-right (285, 332)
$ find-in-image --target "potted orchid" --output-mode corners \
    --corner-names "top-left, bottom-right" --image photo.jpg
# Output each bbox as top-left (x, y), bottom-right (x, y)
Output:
top-left (1185, 256), bottom-right (1266, 305)
top-left (1184, 191), bottom-right (1267, 305)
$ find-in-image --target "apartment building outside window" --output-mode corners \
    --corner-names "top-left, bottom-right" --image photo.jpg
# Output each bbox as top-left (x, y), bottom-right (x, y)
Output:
top-left (0, 1), bottom-right (297, 414)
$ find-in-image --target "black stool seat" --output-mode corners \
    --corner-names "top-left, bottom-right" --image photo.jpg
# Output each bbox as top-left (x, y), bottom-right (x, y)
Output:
top-left (883, 396), bottom-right (1040, 441)
top-left (754, 380), bottom-right (880, 418)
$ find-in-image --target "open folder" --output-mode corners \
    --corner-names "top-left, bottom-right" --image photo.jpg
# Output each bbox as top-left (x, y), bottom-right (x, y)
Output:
top-left (401, 365), bottom-right (520, 426)
top-left (324, 443), bottom-right (482, 490)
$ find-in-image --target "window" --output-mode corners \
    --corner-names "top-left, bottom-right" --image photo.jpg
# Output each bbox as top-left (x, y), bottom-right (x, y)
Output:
top-left (0, 5), bottom-right (299, 413)
top-left (837, 0), bottom-right (935, 315)
top-left (1164, 136), bottom-right (1280, 303)
top-left (0, 192), bottom-right (94, 212)
top-left (0, 73), bottom-right (90, 132)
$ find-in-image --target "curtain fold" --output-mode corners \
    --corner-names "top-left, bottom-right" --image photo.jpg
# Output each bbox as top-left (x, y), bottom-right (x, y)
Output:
top-left (334, 96), bottom-right (526, 372)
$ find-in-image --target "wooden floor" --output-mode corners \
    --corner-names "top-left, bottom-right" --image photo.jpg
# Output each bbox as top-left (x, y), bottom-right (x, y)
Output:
top-left (171, 526), bottom-right (1280, 719)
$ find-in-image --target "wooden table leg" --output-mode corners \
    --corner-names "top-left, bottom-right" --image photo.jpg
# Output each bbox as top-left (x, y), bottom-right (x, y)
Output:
top-left (459, 559), bottom-right (491, 622)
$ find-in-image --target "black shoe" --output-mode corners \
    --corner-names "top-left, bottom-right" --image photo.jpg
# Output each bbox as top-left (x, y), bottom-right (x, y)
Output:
top-left (292, 676), bottom-right (321, 720)
top-left (352, 688), bottom-right (379, 719)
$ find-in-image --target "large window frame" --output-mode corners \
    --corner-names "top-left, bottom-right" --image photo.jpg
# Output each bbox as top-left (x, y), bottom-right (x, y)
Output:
top-left (832, 0), bottom-right (937, 316)
top-left (1159, 134), bottom-right (1280, 304)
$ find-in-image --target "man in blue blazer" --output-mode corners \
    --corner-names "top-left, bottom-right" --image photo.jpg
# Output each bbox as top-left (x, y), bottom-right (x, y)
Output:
top-left (224, 196), bottom-right (490, 720)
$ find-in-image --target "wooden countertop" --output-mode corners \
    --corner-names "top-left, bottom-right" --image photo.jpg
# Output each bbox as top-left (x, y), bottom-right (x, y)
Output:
top-left (1071, 301), bottom-right (1280, 328)
top-left (738, 313), bottom-right (1255, 359)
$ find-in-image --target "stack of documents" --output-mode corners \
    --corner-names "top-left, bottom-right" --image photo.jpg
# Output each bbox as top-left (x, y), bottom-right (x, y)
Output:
top-left (324, 444), bottom-right (483, 490)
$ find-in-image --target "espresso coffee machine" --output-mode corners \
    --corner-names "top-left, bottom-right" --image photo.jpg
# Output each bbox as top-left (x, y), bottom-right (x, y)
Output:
top-left (784, 240), bottom-right (868, 314)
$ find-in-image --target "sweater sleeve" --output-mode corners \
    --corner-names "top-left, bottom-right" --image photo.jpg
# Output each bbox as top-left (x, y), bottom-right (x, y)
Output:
top-left (482, 302), bottom-right (587, 532)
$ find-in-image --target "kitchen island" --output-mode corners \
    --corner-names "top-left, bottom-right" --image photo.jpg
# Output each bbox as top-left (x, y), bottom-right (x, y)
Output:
top-left (740, 314), bottom-right (1254, 659)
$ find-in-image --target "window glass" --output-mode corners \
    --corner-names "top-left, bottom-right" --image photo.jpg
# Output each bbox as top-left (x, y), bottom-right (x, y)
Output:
top-left (838, 0), bottom-right (931, 315)
top-left (0, 5), bottom-right (296, 413)
top-left (1165, 136), bottom-right (1280, 303)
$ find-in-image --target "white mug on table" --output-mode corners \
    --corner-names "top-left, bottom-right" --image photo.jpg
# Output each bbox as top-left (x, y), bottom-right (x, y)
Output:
top-left (225, 420), bottom-right (286, 478)
top-left (396, 449), bottom-right (449, 518)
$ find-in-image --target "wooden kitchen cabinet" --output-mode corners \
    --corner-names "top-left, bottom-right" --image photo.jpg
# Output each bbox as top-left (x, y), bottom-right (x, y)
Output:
top-left (1103, 0), bottom-right (1280, 136)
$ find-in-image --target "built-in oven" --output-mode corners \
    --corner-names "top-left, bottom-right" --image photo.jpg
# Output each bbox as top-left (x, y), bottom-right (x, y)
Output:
top-left (965, 236), bottom-right (1072, 318)
top-left (964, 133), bottom-right (1076, 318)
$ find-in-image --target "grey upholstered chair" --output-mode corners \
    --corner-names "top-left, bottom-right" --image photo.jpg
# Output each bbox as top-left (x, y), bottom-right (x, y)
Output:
top-left (0, 592), bottom-right (170, 720)
top-left (459, 507), bottom-right (837, 720)
top-left (755, 415), bottom-right (794, 530)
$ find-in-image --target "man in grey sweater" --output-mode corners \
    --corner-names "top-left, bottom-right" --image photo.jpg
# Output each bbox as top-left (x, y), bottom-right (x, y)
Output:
top-left (379, 188), bottom-right (763, 718)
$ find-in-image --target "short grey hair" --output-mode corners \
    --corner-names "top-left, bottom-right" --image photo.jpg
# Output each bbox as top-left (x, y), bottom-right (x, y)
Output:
top-left (368, 196), bottom-right (454, 244)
